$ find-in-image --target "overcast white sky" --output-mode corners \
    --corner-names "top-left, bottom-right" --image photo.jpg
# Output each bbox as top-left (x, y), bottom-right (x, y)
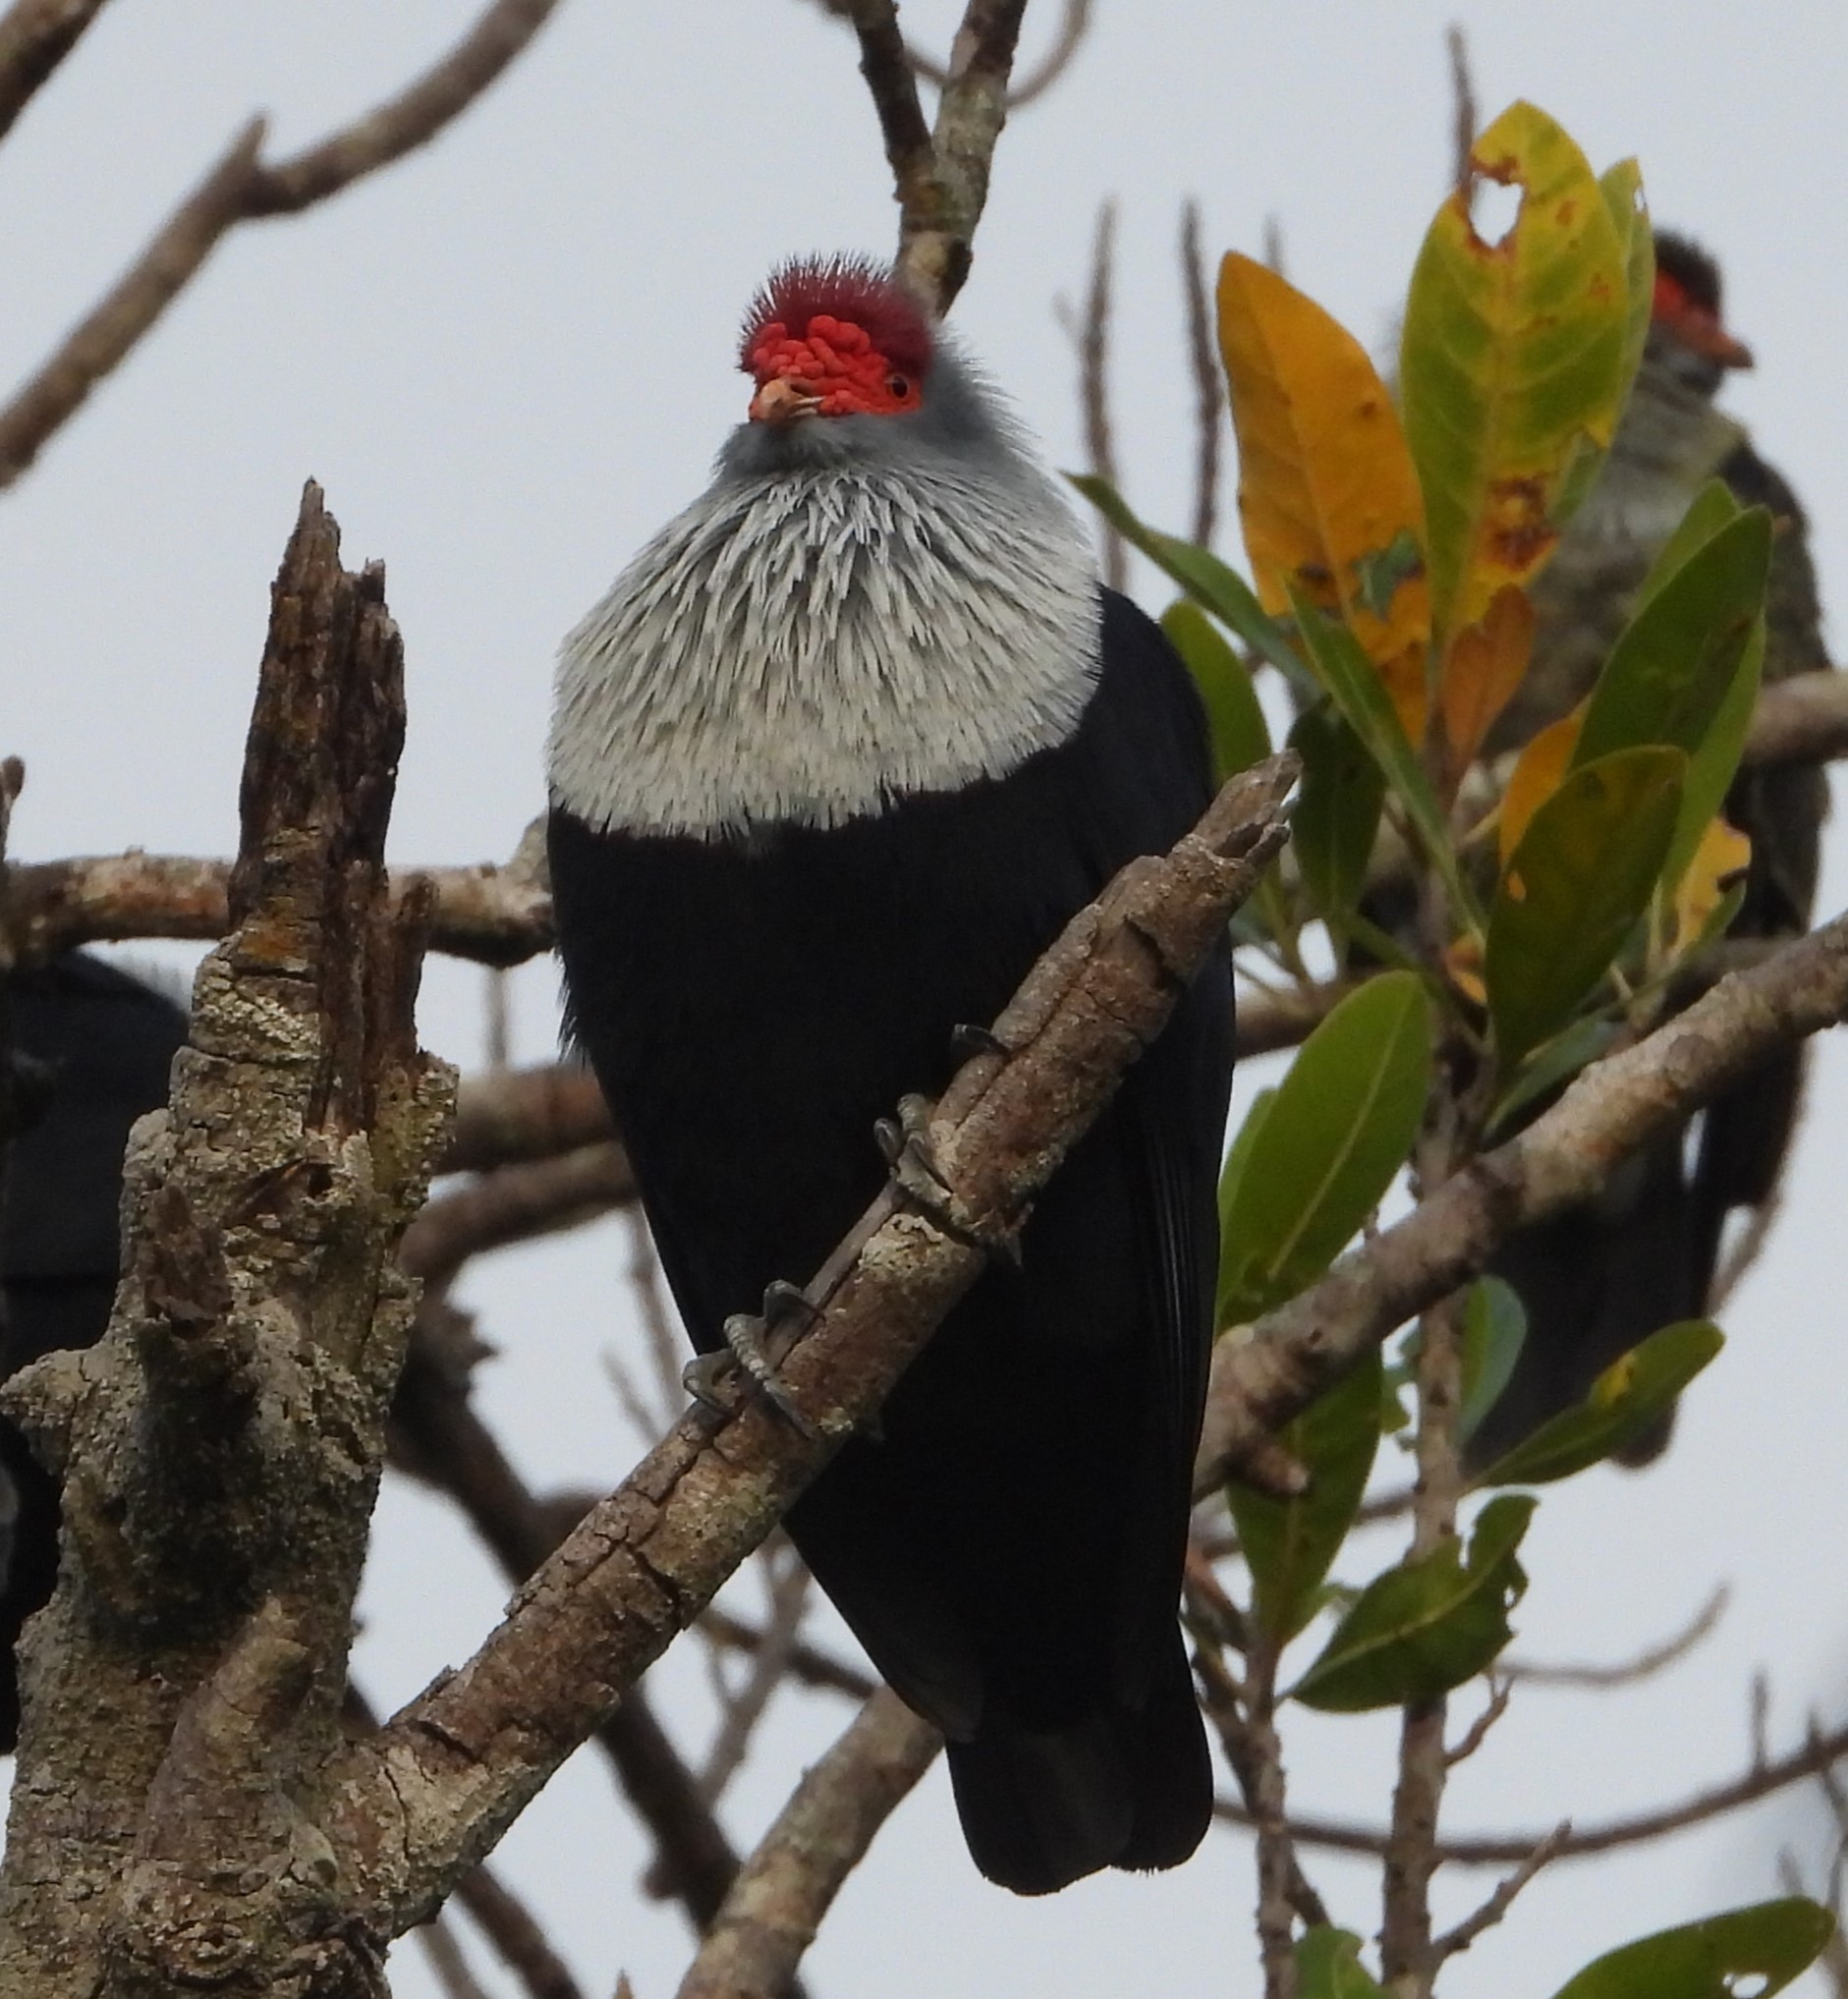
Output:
top-left (5, 4), bottom-right (1848, 1995)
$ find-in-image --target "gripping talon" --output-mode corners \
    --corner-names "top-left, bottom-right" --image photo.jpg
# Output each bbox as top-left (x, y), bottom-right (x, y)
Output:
top-left (949, 1021), bottom-right (1006, 1062)
top-left (878, 1092), bottom-right (1021, 1265)
top-left (682, 1350), bottom-right (735, 1414)
top-left (723, 1308), bottom-right (821, 1438)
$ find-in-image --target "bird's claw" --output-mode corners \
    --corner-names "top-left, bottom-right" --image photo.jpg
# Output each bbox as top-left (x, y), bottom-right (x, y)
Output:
top-left (684, 1281), bottom-right (826, 1437)
top-left (949, 1021), bottom-right (1007, 1063)
top-left (876, 1093), bottom-right (1021, 1267)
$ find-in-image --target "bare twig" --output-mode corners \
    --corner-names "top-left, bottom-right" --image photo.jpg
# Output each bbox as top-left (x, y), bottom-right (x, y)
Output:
top-left (1180, 198), bottom-right (1222, 550)
top-left (1445, 1679), bottom-right (1511, 1766)
top-left (836, 0), bottom-right (1028, 312)
top-left (0, 0), bottom-right (112, 142)
top-left (673, 1689), bottom-right (941, 1999)
top-left (902, 0), bottom-right (1091, 107)
top-left (0, 0), bottom-right (562, 485)
top-left (398, 1143), bottom-right (637, 1291)
top-left (698, 1541), bottom-right (812, 1805)
top-left (696, 1607), bottom-right (876, 1704)
top-left (1431, 1822), bottom-right (1570, 1965)
top-left (419, 1916), bottom-right (496, 1999)
top-left (454, 1862), bottom-right (588, 1999)
top-left (1212, 1714), bottom-right (1848, 1864)
top-left (1502, 1585), bottom-right (1728, 1690)
top-left (443, 1062), bottom-right (612, 1176)
top-left (1071, 198), bottom-right (1127, 589)
top-left (1445, 24), bottom-right (1478, 204)
top-left (387, 1310), bottom-right (752, 1942)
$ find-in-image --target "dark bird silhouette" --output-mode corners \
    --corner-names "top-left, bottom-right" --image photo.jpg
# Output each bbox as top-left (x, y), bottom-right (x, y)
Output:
top-left (0, 952), bottom-right (188, 1748)
top-left (1470, 234), bottom-right (1830, 1468)
top-left (546, 256), bottom-right (1232, 1893)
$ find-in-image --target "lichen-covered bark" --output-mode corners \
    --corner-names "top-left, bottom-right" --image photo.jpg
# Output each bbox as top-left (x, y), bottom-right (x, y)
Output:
top-left (0, 483), bottom-right (453, 1999)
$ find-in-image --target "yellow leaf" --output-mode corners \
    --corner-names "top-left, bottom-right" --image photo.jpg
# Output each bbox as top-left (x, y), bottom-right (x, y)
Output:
top-left (1499, 705), bottom-right (1583, 870)
top-left (1671, 817), bottom-right (1752, 956)
top-left (1444, 932), bottom-right (1487, 1007)
top-left (1440, 584), bottom-right (1536, 784)
top-left (1218, 252), bottom-right (1430, 742)
top-left (1400, 102), bottom-right (1633, 649)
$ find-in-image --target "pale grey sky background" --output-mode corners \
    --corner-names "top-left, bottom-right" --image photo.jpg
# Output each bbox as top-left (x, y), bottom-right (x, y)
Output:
top-left (4, 4), bottom-right (1848, 1995)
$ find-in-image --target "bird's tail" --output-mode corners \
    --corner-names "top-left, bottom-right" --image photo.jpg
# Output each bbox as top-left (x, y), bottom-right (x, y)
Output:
top-left (945, 1638), bottom-right (1209, 1896)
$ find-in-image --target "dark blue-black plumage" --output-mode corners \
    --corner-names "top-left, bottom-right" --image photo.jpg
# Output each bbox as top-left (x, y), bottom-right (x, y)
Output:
top-left (1, 952), bottom-right (188, 1747)
top-left (549, 588), bottom-right (1230, 1893)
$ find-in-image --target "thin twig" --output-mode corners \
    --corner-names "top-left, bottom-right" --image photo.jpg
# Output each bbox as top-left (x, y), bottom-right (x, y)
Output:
top-left (696, 1607), bottom-right (876, 1704)
top-left (1073, 198), bottom-right (1126, 588)
top-left (673, 1689), bottom-right (941, 1999)
top-left (698, 1542), bottom-right (812, 1805)
top-left (442, 1063), bottom-right (612, 1176)
top-left (1431, 1823), bottom-right (1570, 1965)
top-left (1445, 1679), bottom-right (1511, 1766)
top-left (0, 0), bottom-right (112, 143)
top-left (398, 1143), bottom-right (637, 1291)
top-left (419, 1917), bottom-right (496, 1999)
top-left (1502, 1585), bottom-right (1728, 1690)
top-left (1445, 24), bottom-right (1478, 203)
top-left (1212, 1714), bottom-right (1848, 1864)
top-left (903, 0), bottom-right (1090, 106)
top-left (1180, 198), bottom-right (1222, 550)
top-left (454, 1863), bottom-right (588, 1999)
top-left (0, 0), bottom-right (562, 485)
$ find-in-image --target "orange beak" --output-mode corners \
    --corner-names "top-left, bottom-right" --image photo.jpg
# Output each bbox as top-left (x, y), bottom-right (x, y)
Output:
top-left (749, 375), bottom-right (823, 424)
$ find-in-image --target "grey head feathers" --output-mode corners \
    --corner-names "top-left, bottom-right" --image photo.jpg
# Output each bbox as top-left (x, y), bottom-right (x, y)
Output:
top-left (548, 331), bottom-right (1100, 842)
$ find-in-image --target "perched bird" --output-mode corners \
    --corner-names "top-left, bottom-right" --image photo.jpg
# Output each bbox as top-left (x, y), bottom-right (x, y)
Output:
top-left (0, 951), bottom-right (189, 1746)
top-left (1470, 234), bottom-right (1830, 1467)
top-left (547, 255), bottom-right (1232, 1894)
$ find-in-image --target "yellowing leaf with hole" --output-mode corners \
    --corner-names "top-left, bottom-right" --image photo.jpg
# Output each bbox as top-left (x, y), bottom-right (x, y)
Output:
top-left (1401, 102), bottom-right (1634, 648)
top-left (1498, 705), bottom-right (1584, 868)
top-left (1218, 253), bottom-right (1430, 742)
top-left (1439, 583), bottom-right (1536, 783)
top-left (1670, 817), bottom-right (1751, 957)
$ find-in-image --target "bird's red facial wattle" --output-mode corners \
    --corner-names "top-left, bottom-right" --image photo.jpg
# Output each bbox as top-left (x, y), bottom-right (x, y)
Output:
top-left (740, 256), bottom-right (933, 423)
top-left (1652, 268), bottom-right (1755, 370)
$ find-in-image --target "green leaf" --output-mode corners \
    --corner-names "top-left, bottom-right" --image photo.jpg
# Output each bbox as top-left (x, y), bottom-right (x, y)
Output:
top-left (1474, 1320), bottom-right (1723, 1486)
top-left (1160, 599), bottom-right (1272, 784)
top-left (1217, 973), bottom-right (1432, 1327)
top-left (1485, 746), bottom-right (1686, 1069)
top-left (1070, 474), bottom-right (1312, 691)
top-left (1548, 1899), bottom-right (1835, 1999)
top-left (1229, 1350), bottom-right (1383, 1642)
top-left (1291, 1494), bottom-right (1535, 1711)
top-left (1458, 1277), bottom-right (1527, 1446)
top-left (1637, 477), bottom-right (1742, 611)
top-left (1296, 1927), bottom-right (1388, 1999)
top-left (1574, 508), bottom-right (1772, 771)
top-left (1289, 705), bottom-right (1385, 929)
top-left (1486, 1017), bottom-right (1622, 1138)
top-left (1215, 1083), bottom-right (1278, 1249)
top-left (1665, 614), bottom-right (1764, 897)
top-left (1285, 587), bottom-right (1482, 929)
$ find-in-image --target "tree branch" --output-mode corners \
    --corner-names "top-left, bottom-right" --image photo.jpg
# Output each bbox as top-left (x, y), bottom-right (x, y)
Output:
top-left (901, 0), bottom-right (1090, 107)
top-left (0, 0), bottom-right (562, 486)
top-left (672, 1689), bottom-right (940, 1999)
top-left (324, 752), bottom-right (1296, 1944)
top-left (0, 0), bottom-right (112, 143)
top-left (398, 1142), bottom-right (637, 1291)
top-left (1197, 900), bottom-right (1848, 1493)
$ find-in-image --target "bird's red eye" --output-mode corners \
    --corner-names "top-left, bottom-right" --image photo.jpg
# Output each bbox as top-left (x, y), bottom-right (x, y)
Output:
top-left (887, 373), bottom-right (913, 401)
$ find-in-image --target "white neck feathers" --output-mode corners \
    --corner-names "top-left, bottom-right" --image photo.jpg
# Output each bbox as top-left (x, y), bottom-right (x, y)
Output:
top-left (548, 457), bottom-right (1099, 841)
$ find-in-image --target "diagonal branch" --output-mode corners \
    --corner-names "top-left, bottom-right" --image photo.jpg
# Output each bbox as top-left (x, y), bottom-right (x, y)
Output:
top-left (325, 752), bottom-right (1297, 1943)
top-left (0, 0), bottom-right (562, 486)
top-left (0, 0), bottom-right (112, 143)
top-left (673, 1688), bottom-right (940, 1999)
top-left (1197, 900), bottom-right (1848, 1493)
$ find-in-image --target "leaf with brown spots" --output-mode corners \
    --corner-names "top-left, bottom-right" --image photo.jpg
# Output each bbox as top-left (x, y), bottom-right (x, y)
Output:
top-left (1400, 101), bottom-right (1636, 650)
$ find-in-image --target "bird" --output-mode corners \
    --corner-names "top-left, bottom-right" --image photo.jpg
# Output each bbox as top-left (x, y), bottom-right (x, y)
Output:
top-left (0, 950), bottom-right (189, 1747)
top-left (1468, 233), bottom-right (1830, 1468)
top-left (545, 254), bottom-right (1233, 1894)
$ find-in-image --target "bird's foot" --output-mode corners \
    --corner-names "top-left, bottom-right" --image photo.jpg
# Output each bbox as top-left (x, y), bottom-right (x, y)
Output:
top-left (948, 1021), bottom-right (1007, 1063)
top-left (683, 1280), bottom-right (824, 1437)
top-left (874, 1092), bottom-right (1021, 1267)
